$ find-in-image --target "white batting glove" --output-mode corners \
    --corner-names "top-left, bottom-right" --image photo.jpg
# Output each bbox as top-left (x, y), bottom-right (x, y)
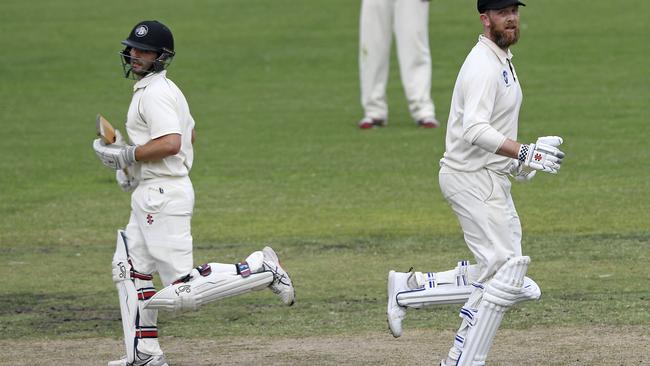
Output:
top-left (517, 136), bottom-right (565, 174)
top-left (509, 160), bottom-right (537, 182)
top-left (92, 138), bottom-right (137, 170)
top-left (116, 168), bottom-right (139, 192)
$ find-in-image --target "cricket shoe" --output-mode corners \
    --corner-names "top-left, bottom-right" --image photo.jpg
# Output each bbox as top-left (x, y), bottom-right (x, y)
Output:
top-left (387, 270), bottom-right (411, 338)
top-left (107, 352), bottom-right (168, 366)
top-left (262, 246), bottom-right (295, 306)
top-left (417, 118), bottom-right (439, 129)
top-left (358, 116), bottom-right (386, 129)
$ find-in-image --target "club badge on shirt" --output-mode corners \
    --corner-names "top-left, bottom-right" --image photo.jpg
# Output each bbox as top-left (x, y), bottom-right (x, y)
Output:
top-left (502, 70), bottom-right (510, 86)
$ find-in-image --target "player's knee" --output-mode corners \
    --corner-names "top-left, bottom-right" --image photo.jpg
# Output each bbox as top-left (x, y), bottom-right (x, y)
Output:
top-left (487, 251), bottom-right (521, 279)
top-left (483, 256), bottom-right (541, 308)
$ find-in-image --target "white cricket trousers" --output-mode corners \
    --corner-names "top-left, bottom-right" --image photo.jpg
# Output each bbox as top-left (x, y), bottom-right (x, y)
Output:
top-left (438, 167), bottom-right (522, 283)
top-left (359, 0), bottom-right (435, 122)
top-left (439, 167), bottom-right (524, 362)
top-left (124, 175), bottom-right (195, 356)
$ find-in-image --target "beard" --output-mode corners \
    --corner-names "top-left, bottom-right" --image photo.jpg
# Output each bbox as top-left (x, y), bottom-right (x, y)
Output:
top-left (490, 23), bottom-right (520, 49)
top-left (131, 61), bottom-right (152, 75)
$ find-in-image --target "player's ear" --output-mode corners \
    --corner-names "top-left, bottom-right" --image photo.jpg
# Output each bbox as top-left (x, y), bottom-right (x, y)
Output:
top-left (480, 13), bottom-right (491, 28)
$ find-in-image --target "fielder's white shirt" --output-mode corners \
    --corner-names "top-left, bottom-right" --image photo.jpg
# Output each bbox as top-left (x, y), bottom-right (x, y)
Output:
top-left (126, 70), bottom-right (195, 180)
top-left (440, 35), bottom-right (522, 173)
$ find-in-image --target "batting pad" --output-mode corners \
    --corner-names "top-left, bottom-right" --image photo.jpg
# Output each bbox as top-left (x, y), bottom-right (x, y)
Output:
top-left (113, 230), bottom-right (138, 363)
top-left (457, 256), bottom-right (539, 366)
top-left (145, 269), bottom-right (273, 312)
top-left (397, 284), bottom-right (474, 308)
top-left (397, 261), bottom-right (479, 308)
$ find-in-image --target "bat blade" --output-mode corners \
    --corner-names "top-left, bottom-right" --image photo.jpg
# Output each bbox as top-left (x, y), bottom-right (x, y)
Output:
top-left (96, 114), bottom-right (116, 144)
top-left (95, 114), bottom-right (133, 181)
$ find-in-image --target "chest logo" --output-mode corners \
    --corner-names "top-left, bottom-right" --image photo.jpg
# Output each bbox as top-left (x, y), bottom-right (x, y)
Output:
top-left (502, 70), bottom-right (509, 85)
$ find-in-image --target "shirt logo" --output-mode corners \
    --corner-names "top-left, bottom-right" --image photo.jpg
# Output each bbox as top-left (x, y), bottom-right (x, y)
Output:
top-left (135, 25), bottom-right (148, 37)
top-left (502, 70), bottom-right (509, 85)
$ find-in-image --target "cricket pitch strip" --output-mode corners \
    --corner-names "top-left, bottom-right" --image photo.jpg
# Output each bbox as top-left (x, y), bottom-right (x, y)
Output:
top-left (2, 326), bottom-right (647, 365)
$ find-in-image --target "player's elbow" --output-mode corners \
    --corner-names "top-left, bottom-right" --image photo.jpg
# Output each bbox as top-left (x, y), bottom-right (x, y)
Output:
top-left (159, 133), bottom-right (182, 156)
top-left (462, 124), bottom-right (485, 145)
top-left (167, 139), bottom-right (181, 155)
top-left (168, 144), bottom-right (181, 155)
top-left (463, 124), bottom-right (505, 153)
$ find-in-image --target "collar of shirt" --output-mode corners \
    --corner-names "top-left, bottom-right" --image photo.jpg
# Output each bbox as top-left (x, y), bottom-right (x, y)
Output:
top-left (478, 35), bottom-right (513, 65)
top-left (133, 70), bottom-right (167, 91)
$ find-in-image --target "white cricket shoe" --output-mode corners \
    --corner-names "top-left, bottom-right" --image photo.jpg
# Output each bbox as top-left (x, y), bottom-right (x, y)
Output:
top-left (262, 246), bottom-right (295, 306)
top-left (107, 353), bottom-right (168, 366)
top-left (387, 270), bottom-right (410, 338)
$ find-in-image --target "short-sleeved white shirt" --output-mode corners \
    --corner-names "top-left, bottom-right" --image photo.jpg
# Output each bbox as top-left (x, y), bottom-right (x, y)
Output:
top-left (440, 35), bottom-right (522, 173)
top-left (125, 71), bottom-right (195, 180)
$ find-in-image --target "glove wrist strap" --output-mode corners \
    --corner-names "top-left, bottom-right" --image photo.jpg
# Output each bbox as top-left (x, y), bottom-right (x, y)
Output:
top-left (127, 145), bottom-right (137, 164)
top-left (517, 144), bottom-right (532, 163)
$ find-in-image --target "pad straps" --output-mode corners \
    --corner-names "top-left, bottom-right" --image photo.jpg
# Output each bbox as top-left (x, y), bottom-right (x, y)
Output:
top-left (173, 263), bottom-right (213, 284)
top-left (131, 267), bottom-right (153, 281)
top-left (236, 261), bottom-right (252, 277)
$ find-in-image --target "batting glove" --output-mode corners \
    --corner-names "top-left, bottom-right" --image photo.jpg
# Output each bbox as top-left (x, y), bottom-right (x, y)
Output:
top-left (116, 168), bottom-right (139, 192)
top-left (92, 138), bottom-right (137, 170)
top-left (509, 160), bottom-right (537, 182)
top-left (518, 136), bottom-right (565, 174)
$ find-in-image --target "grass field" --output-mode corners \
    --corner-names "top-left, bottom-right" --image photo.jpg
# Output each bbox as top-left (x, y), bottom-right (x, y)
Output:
top-left (1, 0), bottom-right (648, 365)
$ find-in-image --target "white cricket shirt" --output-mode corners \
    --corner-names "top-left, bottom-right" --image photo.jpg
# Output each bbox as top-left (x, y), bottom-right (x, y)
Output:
top-left (125, 71), bottom-right (195, 180)
top-left (440, 35), bottom-right (522, 173)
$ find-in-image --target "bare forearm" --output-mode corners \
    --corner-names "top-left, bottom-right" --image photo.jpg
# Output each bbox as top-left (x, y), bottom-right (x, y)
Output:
top-left (134, 133), bottom-right (181, 162)
top-left (496, 138), bottom-right (522, 159)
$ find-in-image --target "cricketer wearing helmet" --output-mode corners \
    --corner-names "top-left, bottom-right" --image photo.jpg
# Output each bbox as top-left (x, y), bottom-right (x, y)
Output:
top-left (385, 1), bottom-right (566, 365)
top-left (92, 20), bottom-right (295, 366)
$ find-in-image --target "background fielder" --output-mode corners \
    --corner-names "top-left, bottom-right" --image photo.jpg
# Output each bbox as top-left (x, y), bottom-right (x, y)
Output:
top-left (358, 0), bottom-right (439, 129)
top-left (386, 1), bottom-right (566, 365)
top-left (93, 20), bottom-right (295, 366)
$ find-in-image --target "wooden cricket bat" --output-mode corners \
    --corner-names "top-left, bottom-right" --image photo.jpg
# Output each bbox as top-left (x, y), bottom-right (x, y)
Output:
top-left (96, 114), bottom-right (117, 144)
top-left (96, 114), bottom-right (133, 180)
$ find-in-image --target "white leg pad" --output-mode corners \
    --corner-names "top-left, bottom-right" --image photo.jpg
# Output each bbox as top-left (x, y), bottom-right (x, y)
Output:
top-left (397, 284), bottom-right (474, 308)
top-left (387, 261), bottom-right (477, 338)
top-left (396, 261), bottom-right (479, 308)
top-left (112, 230), bottom-right (138, 364)
top-left (145, 267), bottom-right (273, 312)
top-left (456, 256), bottom-right (540, 366)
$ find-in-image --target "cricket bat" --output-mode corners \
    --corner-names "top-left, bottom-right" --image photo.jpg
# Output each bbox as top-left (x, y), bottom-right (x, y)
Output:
top-left (96, 114), bottom-right (117, 144)
top-left (96, 114), bottom-right (132, 179)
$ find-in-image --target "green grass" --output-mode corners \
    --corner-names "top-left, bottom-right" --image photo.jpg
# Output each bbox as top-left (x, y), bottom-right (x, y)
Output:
top-left (0, 0), bottom-right (648, 342)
